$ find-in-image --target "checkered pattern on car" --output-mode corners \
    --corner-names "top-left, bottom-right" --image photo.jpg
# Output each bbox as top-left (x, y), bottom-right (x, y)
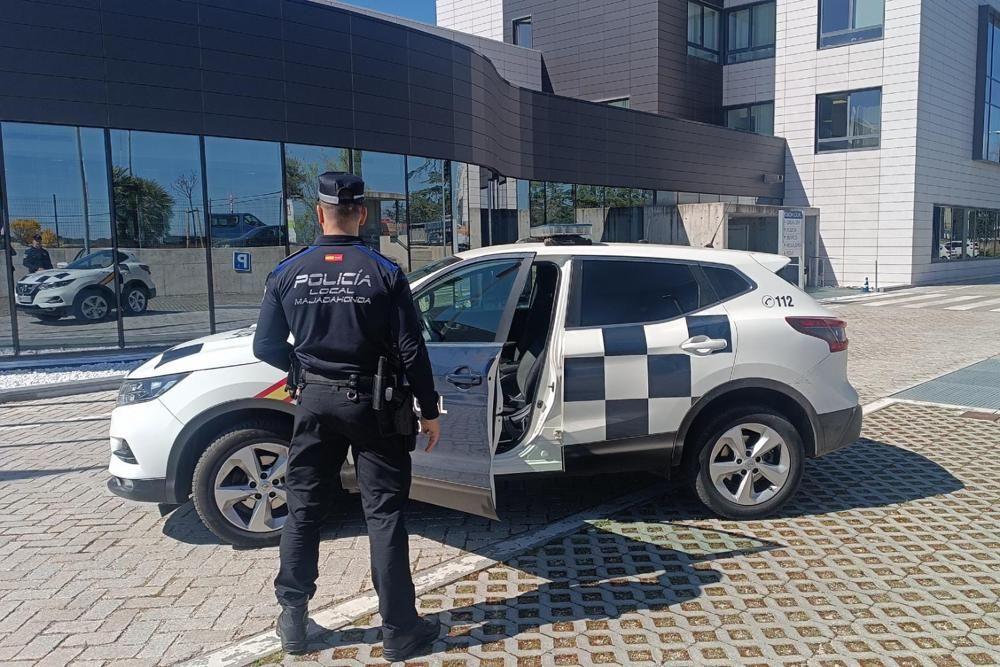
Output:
top-left (561, 313), bottom-right (733, 445)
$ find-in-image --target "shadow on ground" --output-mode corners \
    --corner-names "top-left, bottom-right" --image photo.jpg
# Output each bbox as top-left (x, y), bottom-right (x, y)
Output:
top-left (285, 438), bottom-right (966, 660)
top-left (161, 438), bottom-right (963, 548)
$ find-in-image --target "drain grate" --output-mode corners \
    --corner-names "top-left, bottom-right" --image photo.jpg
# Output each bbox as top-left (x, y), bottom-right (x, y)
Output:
top-left (894, 357), bottom-right (1000, 410)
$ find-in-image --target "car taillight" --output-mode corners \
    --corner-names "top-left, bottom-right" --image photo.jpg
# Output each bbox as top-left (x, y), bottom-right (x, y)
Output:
top-left (785, 317), bottom-right (848, 353)
top-left (140, 264), bottom-right (151, 274)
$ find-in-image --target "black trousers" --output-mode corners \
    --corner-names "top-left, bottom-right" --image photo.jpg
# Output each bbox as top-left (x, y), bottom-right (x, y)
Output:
top-left (274, 383), bottom-right (418, 639)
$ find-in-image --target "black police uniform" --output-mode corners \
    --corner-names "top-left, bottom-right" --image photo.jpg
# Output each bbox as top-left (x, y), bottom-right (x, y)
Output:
top-left (24, 244), bottom-right (53, 273)
top-left (252, 173), bottom-right (439, 646)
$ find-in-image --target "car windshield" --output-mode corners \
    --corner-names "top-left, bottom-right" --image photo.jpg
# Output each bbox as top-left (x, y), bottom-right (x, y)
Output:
top-left (407, 256), bottom-right (461, 283)
top-left (67, 250), bottom-right (115, 269)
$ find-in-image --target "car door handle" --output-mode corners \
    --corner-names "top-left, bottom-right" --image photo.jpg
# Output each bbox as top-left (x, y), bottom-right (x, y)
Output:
top-left (446, 368), bottom-right (483, 388)
top-left (680, 335), bottom-right (728, 355)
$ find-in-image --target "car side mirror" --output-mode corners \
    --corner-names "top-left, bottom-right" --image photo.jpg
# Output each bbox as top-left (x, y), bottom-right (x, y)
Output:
top-left (56, 262), bottom-right (68, 269)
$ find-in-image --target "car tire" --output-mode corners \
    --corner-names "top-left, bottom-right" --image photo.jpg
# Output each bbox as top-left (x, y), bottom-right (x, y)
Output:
top-left (192, 420), bottom-right (292, 548)
top-left (123, 283), bottom-right (150, 315)
top-left (72, 288), bottom-right (111, 322)
top-left (688, 406), bottom-right (805, 520)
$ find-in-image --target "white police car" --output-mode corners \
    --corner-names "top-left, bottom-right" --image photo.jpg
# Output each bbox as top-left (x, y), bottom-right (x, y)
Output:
top-left (107, 237), bottom-right (861, 546)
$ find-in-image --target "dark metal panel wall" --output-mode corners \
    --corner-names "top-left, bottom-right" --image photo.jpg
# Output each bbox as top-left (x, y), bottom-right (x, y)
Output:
top-left (658, 0), bottom-right (724, 124)
top-left (503, 0), bottom-right (661, 113)
top-left (0, 0), bottom-right (783, 198)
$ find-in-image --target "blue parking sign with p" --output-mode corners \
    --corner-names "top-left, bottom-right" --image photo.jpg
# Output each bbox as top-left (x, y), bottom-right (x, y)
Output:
top-left (233, 251), bottom-right (252, 273)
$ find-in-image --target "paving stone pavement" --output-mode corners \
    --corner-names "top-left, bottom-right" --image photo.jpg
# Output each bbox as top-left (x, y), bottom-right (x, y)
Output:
top-left (0, 392), bottom-right (648, 666)
top-left (2, 293), bottom-right (1000, 665)
top-left (279, 402), bottom-right (1000, 666)
top-left (831, 302), bottom-right (1000, 405)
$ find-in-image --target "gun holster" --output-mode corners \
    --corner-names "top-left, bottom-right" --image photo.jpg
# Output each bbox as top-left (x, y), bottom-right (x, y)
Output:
top-left (286, 357), bottom-right (303, 400)
top-left (373, 356), bottom-right (417, 437)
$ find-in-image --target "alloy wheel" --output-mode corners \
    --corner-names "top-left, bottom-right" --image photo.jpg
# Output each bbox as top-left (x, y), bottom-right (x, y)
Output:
top-left (708, 423), bottom-right (790, 506)
top-left (213, 442), bottom-right (289, 533)
top-left (81, 295), bottom-right (109, 320)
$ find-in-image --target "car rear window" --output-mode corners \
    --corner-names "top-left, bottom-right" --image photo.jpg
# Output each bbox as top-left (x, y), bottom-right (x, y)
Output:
top-left (568, 259), bottom-right (708, 327)
top-left (702, 265), bottom-right (753, 300)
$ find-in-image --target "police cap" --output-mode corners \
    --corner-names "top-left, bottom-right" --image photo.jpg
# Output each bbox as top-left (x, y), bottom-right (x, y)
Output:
top-left (318, 172), bottom-right (365, 205)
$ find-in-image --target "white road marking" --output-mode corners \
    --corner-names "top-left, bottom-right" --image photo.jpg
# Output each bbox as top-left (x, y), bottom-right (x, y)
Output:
top-left (861, 293), bottom-right (947, 307)
top-left (945, 296), bottom-right (1000, 311)
top-left (903, 295), bottom-right (984, 309)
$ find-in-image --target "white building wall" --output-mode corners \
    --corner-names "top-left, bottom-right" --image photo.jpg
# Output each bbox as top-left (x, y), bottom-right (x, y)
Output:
top-left (772, 0), bottom-right (922, 287)
top-left (723, 0), bottom-right (776, 106)
top-left (436, 0), bottom-right (503, 41)
top-left (912, 0), bottom-right (1000, 283)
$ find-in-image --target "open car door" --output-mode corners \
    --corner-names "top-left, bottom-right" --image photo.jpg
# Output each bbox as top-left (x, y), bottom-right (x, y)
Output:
top-left (408, 254), bottom-right (534, 520)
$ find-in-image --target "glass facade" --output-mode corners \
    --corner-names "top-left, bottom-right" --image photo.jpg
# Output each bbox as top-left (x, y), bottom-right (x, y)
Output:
top-left (110, 130), bottom-right (212, 344)
top-left (933, 205), bottom-right (1000, 262)
top-left (0, 121), bottom-right (762, 357)
top-left (205, 137), bottom-right (284, 332)
top-left (977, 9), bottom-right (1000, 163)
top-left (3, 123), bottom-right (119, 352)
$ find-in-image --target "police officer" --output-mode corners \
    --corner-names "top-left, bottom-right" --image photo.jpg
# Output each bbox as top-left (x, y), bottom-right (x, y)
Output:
top-left (253, 173), bottom-right (442, 660)
top-left (23, 234), bottom-right (53, 273)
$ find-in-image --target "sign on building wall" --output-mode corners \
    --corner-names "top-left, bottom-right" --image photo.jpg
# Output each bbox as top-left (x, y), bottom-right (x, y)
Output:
top-left (778, 209), bottom-right (804, 258)
top-left (233, 251), bottom-right (252, 273)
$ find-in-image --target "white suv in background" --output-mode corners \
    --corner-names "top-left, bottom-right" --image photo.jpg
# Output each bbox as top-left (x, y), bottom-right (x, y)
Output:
top-left (15, 249), bottom-right (156, 322)
top-left (107, 238), bottom-right (861, 546)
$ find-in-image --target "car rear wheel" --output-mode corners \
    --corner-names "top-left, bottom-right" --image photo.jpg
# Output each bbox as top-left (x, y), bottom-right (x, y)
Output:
top-left (192, 421), bottom-right (291, 547)
top-left (123, 283), bottom-right (149, 315)
top-left (689, 407), bottom-right (804, 520)
top-left (72, 288), bottom-right (110, 322)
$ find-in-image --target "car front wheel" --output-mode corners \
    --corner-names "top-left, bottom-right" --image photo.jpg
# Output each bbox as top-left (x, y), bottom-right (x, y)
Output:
top-left (72, 288), bottom-right (111, 322)
top-left (192, 421), bottom-right (290, 547)
top-left (689, 407), bottom-right (805, 520)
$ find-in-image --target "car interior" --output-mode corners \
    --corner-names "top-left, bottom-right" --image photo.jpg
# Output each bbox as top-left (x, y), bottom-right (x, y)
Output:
top-left (496, 262), bottom-right (560, 453)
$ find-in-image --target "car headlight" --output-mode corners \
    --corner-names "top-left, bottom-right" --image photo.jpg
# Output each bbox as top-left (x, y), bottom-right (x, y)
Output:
top-left (117, 373), bottom-right (188, 406)
top-left (38, 279), bottom-right (75, 290)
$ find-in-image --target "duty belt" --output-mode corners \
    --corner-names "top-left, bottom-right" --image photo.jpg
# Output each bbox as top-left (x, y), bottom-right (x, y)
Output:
top-left (301, 370), bottom-right (374, 392)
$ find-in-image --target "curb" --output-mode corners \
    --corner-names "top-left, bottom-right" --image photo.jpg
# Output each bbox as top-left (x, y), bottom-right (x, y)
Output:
top-left (0, 348), bottom-right (162, 372)
top-left (0, 376), bottom-right (125, 403)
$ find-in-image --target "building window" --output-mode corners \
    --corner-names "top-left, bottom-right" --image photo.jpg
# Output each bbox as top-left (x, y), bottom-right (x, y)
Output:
top-left (726, 1), bottom-right (775, 64)
top-left (933, 205), bottom-right (1000, 261)
top-left (724, 101), bottom-right (775, 135)
top-left (601, 98), bottom-right (630, 109)
top-left (688, 2), bottom-right (721, 63)
top-left (819, 0), bottom-right (884, 48)
top-left (512, 16), bottom-right (532, 48)
top-left (816, 88), bottom-right (881, 152)
top-left (975, 7), bottom-right (1000, 163)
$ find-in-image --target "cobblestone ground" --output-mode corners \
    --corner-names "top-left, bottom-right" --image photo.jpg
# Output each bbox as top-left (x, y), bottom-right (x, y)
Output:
top-left (291, 403), bottom-right (1000, 666)
top-left (0, 393), bottom-right (645, 666)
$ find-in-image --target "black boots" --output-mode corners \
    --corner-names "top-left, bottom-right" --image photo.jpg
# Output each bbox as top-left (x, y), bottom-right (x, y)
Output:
top-left (382, 616), bottom-right (440, 662)
top-left (276, 603), bottom-right (309, 654)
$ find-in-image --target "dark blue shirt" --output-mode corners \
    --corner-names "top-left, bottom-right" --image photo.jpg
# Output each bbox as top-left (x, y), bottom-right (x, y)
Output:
top-left (252, 234), bottom-right (439, 419)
